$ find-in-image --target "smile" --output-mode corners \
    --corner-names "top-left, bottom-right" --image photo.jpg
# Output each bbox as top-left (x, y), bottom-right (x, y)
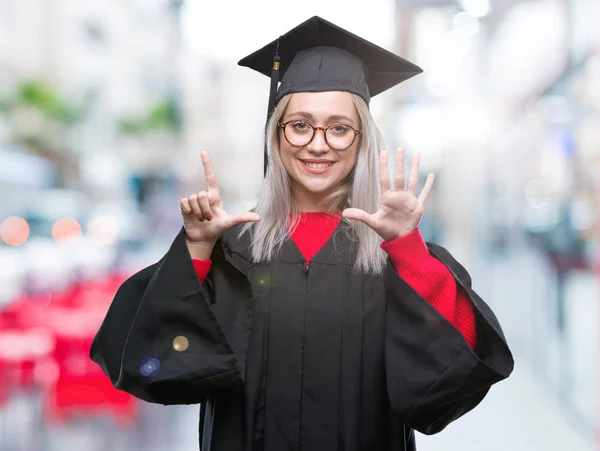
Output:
top-left (300, 160), bottom-right (335, 174)
top-left (305, 162), bottom-right (332, 169)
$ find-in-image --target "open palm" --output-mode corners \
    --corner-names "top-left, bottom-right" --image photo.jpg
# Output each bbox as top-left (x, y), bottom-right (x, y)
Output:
top-left (342, 148), bottom-right (435, 242)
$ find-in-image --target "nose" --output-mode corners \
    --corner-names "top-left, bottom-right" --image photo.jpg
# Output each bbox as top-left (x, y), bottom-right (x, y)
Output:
top-left (306, 128), bottom-right (329, 154)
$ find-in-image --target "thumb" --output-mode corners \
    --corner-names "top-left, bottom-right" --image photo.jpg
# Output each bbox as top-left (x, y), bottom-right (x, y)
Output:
top-left (342, 208), bottom-right (375, 228)
top-left (228, 211), bottom-right (261, 227)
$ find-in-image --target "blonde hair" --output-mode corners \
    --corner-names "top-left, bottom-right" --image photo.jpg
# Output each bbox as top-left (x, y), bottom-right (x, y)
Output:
top-left (240, 92), bottom-right (386, 275)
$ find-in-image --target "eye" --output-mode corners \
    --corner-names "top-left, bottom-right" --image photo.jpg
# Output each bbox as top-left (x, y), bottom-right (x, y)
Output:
top-left (291, 121), bottom-right (311, 131)
top-left (330, 124), bottom-right (351, 135)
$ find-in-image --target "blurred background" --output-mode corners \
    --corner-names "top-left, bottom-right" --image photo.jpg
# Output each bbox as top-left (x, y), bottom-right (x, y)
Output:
top-left (0, 0), bottom-right (599, 449)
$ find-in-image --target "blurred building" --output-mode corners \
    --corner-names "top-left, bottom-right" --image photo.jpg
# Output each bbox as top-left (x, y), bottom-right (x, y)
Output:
top-left (179, 55), bottom-right (266, 206)
top-left (0, 0), bottom-right (184, 198)
top-left (388, 0), bottom-right (600, 438)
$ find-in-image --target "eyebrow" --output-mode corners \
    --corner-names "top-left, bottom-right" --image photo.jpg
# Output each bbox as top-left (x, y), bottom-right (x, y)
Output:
top-left (286, 111), bottom-right (357, 126)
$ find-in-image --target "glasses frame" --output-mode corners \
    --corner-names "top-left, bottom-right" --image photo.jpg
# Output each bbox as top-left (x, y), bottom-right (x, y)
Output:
top-left (278, 120), bottom-right (362, 151)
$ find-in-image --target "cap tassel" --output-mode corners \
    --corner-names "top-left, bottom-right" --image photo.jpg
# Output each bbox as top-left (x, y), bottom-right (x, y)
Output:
top-left (264, 39), bottom-right (281, 177)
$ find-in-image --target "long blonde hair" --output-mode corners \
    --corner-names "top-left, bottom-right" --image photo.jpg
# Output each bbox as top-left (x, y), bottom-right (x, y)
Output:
top-left (240, 92), bottom-right (386, 275)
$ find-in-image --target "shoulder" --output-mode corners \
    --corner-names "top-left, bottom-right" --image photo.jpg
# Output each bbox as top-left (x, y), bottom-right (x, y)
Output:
top-left (214, 223), bottom-right (255, 275)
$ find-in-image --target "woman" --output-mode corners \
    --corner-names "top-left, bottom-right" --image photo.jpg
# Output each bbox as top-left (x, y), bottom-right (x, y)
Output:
top-left (90, 16), bottom-right (513, 451)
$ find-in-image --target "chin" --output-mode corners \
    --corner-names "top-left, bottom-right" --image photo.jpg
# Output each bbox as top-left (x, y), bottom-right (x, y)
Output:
top-left (300, 179), bottom-right (337, 194)
top-left (305, 185), bottom-right (331, 194)
top-left (295, 173), bottom-right (327, 187)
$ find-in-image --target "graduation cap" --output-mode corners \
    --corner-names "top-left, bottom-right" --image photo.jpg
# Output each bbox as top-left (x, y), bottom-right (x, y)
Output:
top-left (238, 16), bottom-right (423, 176)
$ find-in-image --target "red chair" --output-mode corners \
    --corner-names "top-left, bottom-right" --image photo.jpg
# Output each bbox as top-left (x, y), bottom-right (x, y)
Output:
top-left (1, 272), bottom-right (138, 426)
top-left (0, 326), bottom-right (56, 392)
top-left (43, 303), bottom-right (138, 426)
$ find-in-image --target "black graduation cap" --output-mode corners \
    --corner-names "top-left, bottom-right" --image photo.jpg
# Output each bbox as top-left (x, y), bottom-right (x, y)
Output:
top-left (238, 16), bottom-right (423, 176)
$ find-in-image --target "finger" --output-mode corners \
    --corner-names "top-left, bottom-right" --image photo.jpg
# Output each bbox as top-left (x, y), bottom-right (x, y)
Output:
top-left (227, 212), bottom-right (261, 227)
top-left (197, 192), bottom-right (213, 221)
top-left (180, 198), bottom-right (192, 215)
top-left (379, 151), bottom-right (391, 193)
top-left (418, 173), bottom-right (435, 204)
top-left (394, 147), bottom-right (405, 191)
top-left (406, 152), bottom-right (420, 194)
top-left (342, 208), bottom-right (376, 229)
top-left (189, 194), bottom-right (205, 221)
top-left (201, 151), bottom-right (220, 193)
top-left (208, 190), bottom-right (219, 206)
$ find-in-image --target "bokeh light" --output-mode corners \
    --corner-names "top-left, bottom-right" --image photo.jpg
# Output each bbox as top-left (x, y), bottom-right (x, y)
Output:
top-left (453, 11), bottom-right (480, 38)
top-left (52, 218), bottom-right (82, 243)
top-left (459, 0), bottom-right (491, 18)
top-left (139, 357), bottom-right (161, 377)
top-left (0, 216), bottom-right (30, 246)
top-left (173, 335), bottom-right (189, 352)
top-left (525, 178), bottom-right (553, 209)
top-left (87, 216), bottom-right (119, 246)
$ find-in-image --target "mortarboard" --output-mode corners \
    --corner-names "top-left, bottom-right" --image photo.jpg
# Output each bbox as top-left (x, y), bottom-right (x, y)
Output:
top-left (238, 16), bottom-right (423, 176)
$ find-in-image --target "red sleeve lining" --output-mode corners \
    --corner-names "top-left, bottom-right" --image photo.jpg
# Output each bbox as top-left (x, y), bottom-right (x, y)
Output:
top-left (381, 229), bottom-right (477, 350)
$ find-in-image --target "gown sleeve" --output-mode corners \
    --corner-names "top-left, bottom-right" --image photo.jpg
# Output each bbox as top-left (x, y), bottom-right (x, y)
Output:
top-left (381, 228), bottom-right (477, 349)
top-left (384, 240), bottom-right (514, 435)
top-left (89, 227), bottom-right (242, 405)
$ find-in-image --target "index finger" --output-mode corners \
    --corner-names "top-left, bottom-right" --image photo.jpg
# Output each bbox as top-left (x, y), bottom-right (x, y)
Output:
top-left (201, 151), bottom-right (219, 191)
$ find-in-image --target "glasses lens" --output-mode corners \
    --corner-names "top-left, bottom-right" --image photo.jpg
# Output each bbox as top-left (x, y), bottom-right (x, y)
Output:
top-left (285, 121), bottom-right (313, 147)
top-left (283, 121), bottom-right (357, 150)
top-left (326, 125), bottom-right (355, 150)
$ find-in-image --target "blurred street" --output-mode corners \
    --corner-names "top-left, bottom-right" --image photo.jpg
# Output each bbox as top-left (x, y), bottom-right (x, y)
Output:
top-left (418, 242), bottom-right (599, 451)
top-left (417, 362), bottom-right (592, 451)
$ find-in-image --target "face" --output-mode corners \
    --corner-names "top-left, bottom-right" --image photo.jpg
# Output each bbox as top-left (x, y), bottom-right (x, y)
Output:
top-left (278, 91), bottom-right (360, 210)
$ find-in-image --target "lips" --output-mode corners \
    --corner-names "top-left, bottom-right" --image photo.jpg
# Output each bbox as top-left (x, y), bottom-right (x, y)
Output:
top-left (299, 159), bottom-right (335, 174)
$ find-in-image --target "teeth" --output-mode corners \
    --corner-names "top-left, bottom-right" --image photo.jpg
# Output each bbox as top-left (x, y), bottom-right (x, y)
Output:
top-left (305, 162), bottom-right (332, 169)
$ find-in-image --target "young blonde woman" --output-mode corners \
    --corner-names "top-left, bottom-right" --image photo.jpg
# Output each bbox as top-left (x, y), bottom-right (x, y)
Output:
top-left (91, 16), bottom-right (513, 451)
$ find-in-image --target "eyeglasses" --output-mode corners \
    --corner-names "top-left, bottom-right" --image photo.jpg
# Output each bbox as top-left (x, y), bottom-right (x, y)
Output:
top-left (278, 120), bottom-right (362, 151)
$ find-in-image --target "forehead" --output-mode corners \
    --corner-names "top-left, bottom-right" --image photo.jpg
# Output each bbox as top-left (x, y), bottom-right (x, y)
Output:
top-left (285, 91), bottom-right (358, 121)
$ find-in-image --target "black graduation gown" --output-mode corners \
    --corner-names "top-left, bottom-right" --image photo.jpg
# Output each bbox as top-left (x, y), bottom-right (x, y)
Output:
top-left (90, 223), bottom-right (514, 451)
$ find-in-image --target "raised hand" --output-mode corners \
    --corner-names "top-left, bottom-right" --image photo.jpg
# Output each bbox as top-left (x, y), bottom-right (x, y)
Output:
top-left (342, 148), bottom-right (435, 242)
top-left (180, 151), bottom-right (260, 246)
